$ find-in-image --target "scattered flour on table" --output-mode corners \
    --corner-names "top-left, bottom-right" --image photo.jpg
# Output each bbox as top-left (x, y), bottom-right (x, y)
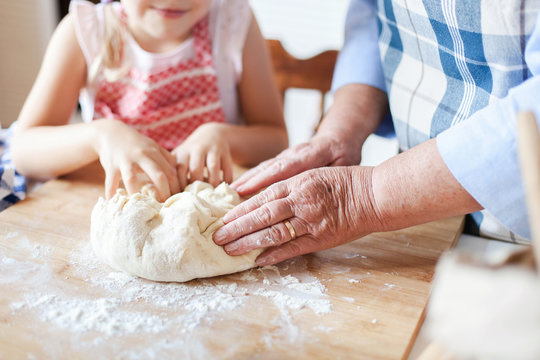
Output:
top-left (343, 253), bottom-right (367, 260)
top-left (314, 325), bottom-right (335, 333)
top-left (6, 240), bottom-right (332, 346)
top-left (5, 234), bottom-right (54, 260)
top-left (11, 294), bottom-right (164, 336)
top-left (329, 265), bottom-right (351, 274)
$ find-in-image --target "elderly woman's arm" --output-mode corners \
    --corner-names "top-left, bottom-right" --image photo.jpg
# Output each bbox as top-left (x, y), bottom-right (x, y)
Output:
top-left (231, 0), bottom-right (386, 196)
top-left (213, 139), bottom-right (482, 266)
top-left (231, 83), bottom-right (387, 195)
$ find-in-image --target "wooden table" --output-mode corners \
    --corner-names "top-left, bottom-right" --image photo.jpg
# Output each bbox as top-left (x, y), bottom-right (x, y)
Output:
top-left (0, 163), bottom-right (464, 359)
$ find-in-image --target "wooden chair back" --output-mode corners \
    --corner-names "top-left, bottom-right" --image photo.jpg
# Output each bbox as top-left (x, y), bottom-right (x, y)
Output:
top-left (266, 39), bottom-right (338, 116)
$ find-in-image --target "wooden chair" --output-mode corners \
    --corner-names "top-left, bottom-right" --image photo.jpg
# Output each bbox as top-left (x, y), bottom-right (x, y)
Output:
top-left (266, 39), bottom-right (338, 118)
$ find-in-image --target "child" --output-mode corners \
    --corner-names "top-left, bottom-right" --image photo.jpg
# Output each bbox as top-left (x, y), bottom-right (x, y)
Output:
top-left (11, 0), bottom-right (287, 202)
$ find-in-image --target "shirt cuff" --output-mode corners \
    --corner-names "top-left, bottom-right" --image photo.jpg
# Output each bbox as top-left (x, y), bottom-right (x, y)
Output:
top-left (436, 88), bottom-right (533, 239)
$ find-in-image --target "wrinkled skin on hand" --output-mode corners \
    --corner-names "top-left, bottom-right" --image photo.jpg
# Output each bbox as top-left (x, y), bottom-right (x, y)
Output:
top-left (231, 134), bottom-right (363, 196)
top-left (213, 166), bottom-right (383, 266)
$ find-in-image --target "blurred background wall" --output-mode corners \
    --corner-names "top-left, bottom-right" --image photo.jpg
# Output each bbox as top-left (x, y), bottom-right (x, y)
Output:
top-left (0, 0), bottom-right (396, 163)
top-left (0, 0), bottom-right (347, 139)
top-left (0, 0), bottom-right (58, 129)
top-left (249, 0), bottom-right (349, 146)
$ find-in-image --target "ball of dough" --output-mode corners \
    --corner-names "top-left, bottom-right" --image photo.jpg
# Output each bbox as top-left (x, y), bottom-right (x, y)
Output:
top-left (90, 181), bottom-right (261, 282)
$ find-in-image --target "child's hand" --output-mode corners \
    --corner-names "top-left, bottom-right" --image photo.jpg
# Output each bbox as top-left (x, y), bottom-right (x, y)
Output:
top-left (93, 119), bottom-right (180, 201)
top-left (172, 122), bottom-right (233, 189)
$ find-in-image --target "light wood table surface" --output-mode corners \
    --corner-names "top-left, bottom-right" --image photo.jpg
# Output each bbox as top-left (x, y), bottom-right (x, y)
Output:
top-left (0, 163), bottom-right (464, 359)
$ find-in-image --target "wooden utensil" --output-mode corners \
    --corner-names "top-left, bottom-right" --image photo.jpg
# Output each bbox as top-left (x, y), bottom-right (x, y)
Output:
top-left (517, 111), bottom-right (540, 274)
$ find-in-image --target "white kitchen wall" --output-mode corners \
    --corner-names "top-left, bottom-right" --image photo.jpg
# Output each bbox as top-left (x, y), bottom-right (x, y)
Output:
top-left (249, 0), bottom-right (348, 147)
top-left (0, 0), bottom-right (58, 128)
top-left (249, 0), bottom-right (349, 58)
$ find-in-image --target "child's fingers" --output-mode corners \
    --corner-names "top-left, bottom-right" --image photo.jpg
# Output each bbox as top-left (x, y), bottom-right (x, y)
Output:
top-left (177, 163), bottom-right (188, 191)
top-left (138, 157), bottom-right (178, 201)
top-left (149, 150), bottom-right (181, 196)
top-left (222, 151), bottom-right (234, 184)
top-left (206, 150), bottom-right (221, 187)
top-left (104, 168), bottom-right (121, 199)
top-left (175, 151), bottom-right (189, 190)
top-left (120, 164), bottom-right (147, 196)
top-left (189, 150), bottom-right (205, 182)
top-left (160, 147), bottom-right (177, 168)
top-left (231, 158), bottom-right (271, 189)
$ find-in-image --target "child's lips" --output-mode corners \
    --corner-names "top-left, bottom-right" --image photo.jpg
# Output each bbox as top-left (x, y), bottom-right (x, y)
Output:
top-left (153, 8), bottom-right (187, 19)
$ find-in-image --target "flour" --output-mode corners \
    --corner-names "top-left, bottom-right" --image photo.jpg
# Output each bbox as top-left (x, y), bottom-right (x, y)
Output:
top-left (343, 253), bottom-right (367, 259)
top-left (7, 234), bottom-right (54, 260)
top-left (11, 294), bottom-right (165, 336)
top-left (2, 257), bottom-right (16, 265)
top-left (314, 325), bottom-right (334, 333)
top-left (329, 265), bottom-right (351, 274)
top-left (6, 237), bottom-right (332, 357)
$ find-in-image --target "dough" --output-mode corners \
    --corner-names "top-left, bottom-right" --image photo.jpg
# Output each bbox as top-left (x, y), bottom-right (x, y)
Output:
top-left (90, 181), bottom-right (261, 282)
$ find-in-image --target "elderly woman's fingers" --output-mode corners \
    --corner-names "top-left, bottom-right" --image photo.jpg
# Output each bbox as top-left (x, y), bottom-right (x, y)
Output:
top-left (233, 158), bottom-right (306, 196)
top-left (230, 158), bottom-right (273, 189)
top-left (232, 141), bottom-right (335, 196)
top-left (223, 217), bottom-right (304, 255)
top-left (218, 167), bottom-right (376, 266)
top-left (221, 181), bottom-right (289, 223)
top-left (214, 196), bottom-right (294, 246)
top-left (255, 235), bottom-right (321, 266)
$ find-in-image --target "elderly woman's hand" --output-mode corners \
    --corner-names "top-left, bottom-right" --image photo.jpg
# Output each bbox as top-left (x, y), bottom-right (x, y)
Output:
top-left (230, 134), bottom-right (363, 197)
top-left (230, 83), bottom-right (389, 197)
top-left (213, 166), bottom-right (383, 266)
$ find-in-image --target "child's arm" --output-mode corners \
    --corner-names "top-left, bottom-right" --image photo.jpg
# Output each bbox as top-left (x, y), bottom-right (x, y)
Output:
top-left (11, 15), bottom-right (179, 201)
top-left (172, 12), bottom-right (288, 189)
top-left (11, 15), bottom-right (92, 177)
top-left (229, 11), bottom-right (288, 166)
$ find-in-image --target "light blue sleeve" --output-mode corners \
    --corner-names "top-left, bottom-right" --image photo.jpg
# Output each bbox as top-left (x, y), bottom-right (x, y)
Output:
top-left (331, 0), bottom-right (386, 93)
top-left (436, 13), bottom-right (540, 239)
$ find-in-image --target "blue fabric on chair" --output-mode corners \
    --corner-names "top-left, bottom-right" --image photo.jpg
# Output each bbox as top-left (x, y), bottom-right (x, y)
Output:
top-left (0, 124), bottom-right (27, 211)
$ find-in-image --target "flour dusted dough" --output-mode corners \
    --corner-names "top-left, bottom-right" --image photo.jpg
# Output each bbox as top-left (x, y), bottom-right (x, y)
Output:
top-left (90, 182), bottom-right (261, 282)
